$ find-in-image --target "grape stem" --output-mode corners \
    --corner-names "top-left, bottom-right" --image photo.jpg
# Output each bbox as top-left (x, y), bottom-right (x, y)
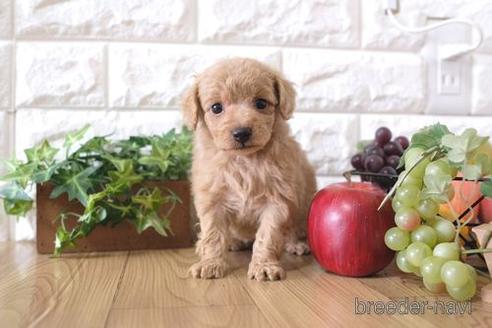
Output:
top-left (377, 146), bottom-right (439, 211)
top-left (462, 248), bottom-right (492, 255)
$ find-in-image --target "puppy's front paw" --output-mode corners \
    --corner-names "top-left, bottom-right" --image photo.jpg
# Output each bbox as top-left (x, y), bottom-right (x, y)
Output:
top-left (248, 262), bottom-right (285, 281)
top-left (189, 258), bottom-right (227, 279)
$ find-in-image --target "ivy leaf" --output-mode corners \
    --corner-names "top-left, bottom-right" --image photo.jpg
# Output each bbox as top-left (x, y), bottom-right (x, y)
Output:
top-left (0, 183), bottom-right (32, 201)
top-left (132, 188), bottom-right (165, 212)
top-left (107, 160), bottom-right (143, 191)
top-left (32, 163), bottom-right (61, 184)
top-left (1, 163), bottom-right (37, 188)
top-left (422, 173), bottom-right (453, 203)
top-left (3, 199), bottom-right (33, 216)
top-left (64, 124), bottom-right (90, 150)
top-left (134, 211), bottom-right (170, 236)
top-left (482, 181), bottom-right (492, 198)
top-left (441, 128), bottom-right (489, 164)
top-left (72, 136), bottom-right (108, 157)
top-left (25, 140), bottom-right (59, 164)
top-left (410, 123), bottom-right (451, 151)
top-left (50, 166), bottom-right (98, 206)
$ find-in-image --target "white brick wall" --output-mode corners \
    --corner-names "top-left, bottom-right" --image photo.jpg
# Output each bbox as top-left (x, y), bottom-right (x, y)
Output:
top-left (1, 0), bottom-right (492, 241)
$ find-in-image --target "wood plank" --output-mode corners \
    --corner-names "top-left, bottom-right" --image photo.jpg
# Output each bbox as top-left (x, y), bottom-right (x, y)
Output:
top-left (358, 261), bottom-right (492, 327)
top-left (113, 248), bottom-right (254, 309)
top-left (0, 242), bottom-right (40, 277)
top-left (0, 246), bottom-right (84, 327)
top-left (106, 305), bottom-right (269, 328)
top-left (28, 251), bottom-right (129, 328)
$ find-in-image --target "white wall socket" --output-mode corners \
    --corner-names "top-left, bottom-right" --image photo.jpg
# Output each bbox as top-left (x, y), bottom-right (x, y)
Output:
top-left (422, 19), bottom-right (472, 115)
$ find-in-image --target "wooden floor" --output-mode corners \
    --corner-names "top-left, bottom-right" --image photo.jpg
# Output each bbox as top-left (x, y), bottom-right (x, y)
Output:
top-left (1, 242), bottom-right (492, 328)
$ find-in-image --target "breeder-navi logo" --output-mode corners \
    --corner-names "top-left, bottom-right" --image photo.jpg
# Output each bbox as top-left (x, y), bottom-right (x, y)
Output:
top-left (354, 297), bottom-right (472, 315)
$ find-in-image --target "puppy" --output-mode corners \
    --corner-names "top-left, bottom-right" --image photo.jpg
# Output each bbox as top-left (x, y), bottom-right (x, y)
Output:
top-left (182, 58), bottom-right (317, 281)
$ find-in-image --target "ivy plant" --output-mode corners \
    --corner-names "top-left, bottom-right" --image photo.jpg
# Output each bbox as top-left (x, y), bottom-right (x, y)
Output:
top-left (0, 125), bottom-right (192, 255)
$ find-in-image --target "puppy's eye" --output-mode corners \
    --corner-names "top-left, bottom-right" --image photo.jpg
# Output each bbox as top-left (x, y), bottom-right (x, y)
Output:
top-left (255, 99), bottom-right (268, 110)
top-left (211, 103), bottom-right (223, 114)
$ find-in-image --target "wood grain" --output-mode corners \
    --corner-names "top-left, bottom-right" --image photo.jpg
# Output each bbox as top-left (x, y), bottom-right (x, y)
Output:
top-left (2, 242), bottom-right (492, 328)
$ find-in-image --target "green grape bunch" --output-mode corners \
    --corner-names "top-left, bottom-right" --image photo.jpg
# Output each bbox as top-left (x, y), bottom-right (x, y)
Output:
top-left (382, 124), bottom-right (492, 301)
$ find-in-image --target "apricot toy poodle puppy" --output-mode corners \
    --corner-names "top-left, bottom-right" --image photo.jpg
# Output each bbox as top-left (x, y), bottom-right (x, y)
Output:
top-left (182, 58), bottom-right (317, 281)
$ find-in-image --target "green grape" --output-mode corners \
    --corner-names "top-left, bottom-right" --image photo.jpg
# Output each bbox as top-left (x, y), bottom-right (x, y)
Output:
top-left (385, 227), bottom-right (410, 251)
top-left (433, 242), bottom-right (460, 261)
top-left (420, 256), bottom-right (446, 283)
top-left (446, 279), bottom-right (476, 301)
top-left (465, 264), bottom-right (477, 281)
top-left (432, 219), bottom-right (455, 243)
top-left (441, 261), bottom-right (470, 288)
top-left (395, 207), bottom-right (421, 231)
top-left (396, 250), bottom-right (419, 273)
top-left (411, 225), bottom-right (437, 248)
top-left (397, 170), bottom-right (423, 189)
top-left (404, 148), bottom-right (430, 178)
top-left (406, 242), bottom-right (432, 267)
top-left (416, 198), bottom-right (439, 220)
top-left (423, 279), bottom-right (446, 294)
top-left (425, 159), bottom-right (457, 178)
top-left (395, 185), bottom-right (420, 207)
top-left (392, 197), bottom-right (405, 212)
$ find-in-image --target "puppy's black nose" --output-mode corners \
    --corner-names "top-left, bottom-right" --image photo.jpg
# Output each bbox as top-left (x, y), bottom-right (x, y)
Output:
top-left (232, 127), bottom-right (252, 144)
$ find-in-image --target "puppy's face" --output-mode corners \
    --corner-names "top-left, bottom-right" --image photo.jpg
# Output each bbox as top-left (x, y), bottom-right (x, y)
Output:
top-left (182, 58), bottom-right (296, 155)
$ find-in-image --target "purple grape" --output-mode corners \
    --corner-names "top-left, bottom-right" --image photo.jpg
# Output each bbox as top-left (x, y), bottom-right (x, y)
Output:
top-left (383, 141), bottom-right (403, 156)
top-left (379, 166), bottom-right (397, 176)
top-left (386, 155), bottom-right (401, 169)
top-left (364, 144), bottom-right (385, 157)
top-left (351, 153), bottom-right (364, 170)
top-left (394, 136), bottom-right (409, 150)
top-left (364, 154), bottom-right (385, 173)
top-left (375, 127), bottom-right (392, 146)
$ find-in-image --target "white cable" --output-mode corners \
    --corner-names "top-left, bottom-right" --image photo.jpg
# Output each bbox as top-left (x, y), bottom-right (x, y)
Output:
top-left (385, 8), bottom-right (483, 60)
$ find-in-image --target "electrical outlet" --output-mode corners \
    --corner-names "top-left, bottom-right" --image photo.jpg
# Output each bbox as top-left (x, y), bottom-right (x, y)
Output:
top-left (422, 19), bottom-right (472, 115)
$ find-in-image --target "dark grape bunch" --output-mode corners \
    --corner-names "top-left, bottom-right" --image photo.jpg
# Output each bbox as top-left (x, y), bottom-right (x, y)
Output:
top-left (351, 127), bottom-right (409, 190)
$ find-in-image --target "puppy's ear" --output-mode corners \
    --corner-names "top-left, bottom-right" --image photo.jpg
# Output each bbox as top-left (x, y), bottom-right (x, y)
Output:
top-left (181, 81), bottom-right (202, 130)
top-left (275, 76), bottom-right (296, 120)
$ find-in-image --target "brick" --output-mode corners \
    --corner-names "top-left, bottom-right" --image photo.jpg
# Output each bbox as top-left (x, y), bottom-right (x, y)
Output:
top-left (473, 55), bottom-right (492, 115)
top-left (109, 44), bottom-right (281, 108)
top-left (16, 43), bottom-right (105, 107)
top-left (199, 0), bottom-right (359, 48)
top-left (0, 43), bottom-right (11, 108)
top-left (289, 112), bottom-right (359, 176)
top-left (16, 0), bottom-right (195, 41)
top-left (283, 49), bottom-right (425, 113)
top-left (0, 0), bottom-right (11, 39)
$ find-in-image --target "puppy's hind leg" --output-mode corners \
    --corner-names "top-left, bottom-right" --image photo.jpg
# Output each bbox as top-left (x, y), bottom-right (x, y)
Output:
top-left (285, 237), bottom-right (310, 256)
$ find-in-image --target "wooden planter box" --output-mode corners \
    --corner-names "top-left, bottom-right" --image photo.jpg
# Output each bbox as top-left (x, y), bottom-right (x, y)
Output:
top-left (36, 181), bottom-right (193, 254)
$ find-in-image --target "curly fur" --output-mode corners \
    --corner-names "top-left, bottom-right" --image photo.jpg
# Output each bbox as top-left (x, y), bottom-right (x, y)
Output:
top-left (182, 58), bottom-right (317, 281)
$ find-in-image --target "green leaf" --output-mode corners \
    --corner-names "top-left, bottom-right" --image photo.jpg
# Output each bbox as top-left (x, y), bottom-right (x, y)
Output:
top-left (107, 160), bottom-right (143, 191)
top-left (32, 163), bottom-right (61, 183)
top-left (409, 123), bottom-right (451, 151)
top-left (50, 166), bottom-right (98, 206)
top-left (477, 153), bottom-right (492, 176)
top-left (422, 173), bottom-right (453, 203)
top-left (462, 163), bottom-right (482, 181)
top-left (132, 188), bottom-right (165, 212)
top-left (64, 124), bottom-right (90, 150)
top-left (1, 163), bottom-right (37, 188)
top-left (134, 211), bottom-right (169, 236)
top-left (441, 128), bottom-right (489, 164)
top-left (482, 181), bottom-right (492, 198)
top-left (3, 199), bottom-right (33, 216)
top-left (0, 183), bottom-right (32, 201)
top-left (24, 140), bottom-right (59, 164)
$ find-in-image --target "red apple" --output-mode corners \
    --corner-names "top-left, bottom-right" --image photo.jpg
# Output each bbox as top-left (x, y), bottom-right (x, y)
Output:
top-left (307, 182), bottom-right (395, 277)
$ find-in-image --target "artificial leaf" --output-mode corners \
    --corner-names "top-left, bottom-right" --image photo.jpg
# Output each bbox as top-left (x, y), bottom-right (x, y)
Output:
top-left (32, 163), bottom-right (61, 184)
top-left (132, 188), bottom-right (165, 212)
top-left (462, 163), bottom-right (482, 181)
top-left (50, 166), bottom-right (97, 206)
top-left (442, 128), bottom-right (489, 164)
top-left (422, 173), bottom-right (453, 203)
top-left (410, 123), bottom-right (451, 151)
top-left (482, 180), bottom-right (492, 198)
top-left (1, 163), bottom-right (37, 188)
top-left (477, 153), bottom-right (492, 176)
